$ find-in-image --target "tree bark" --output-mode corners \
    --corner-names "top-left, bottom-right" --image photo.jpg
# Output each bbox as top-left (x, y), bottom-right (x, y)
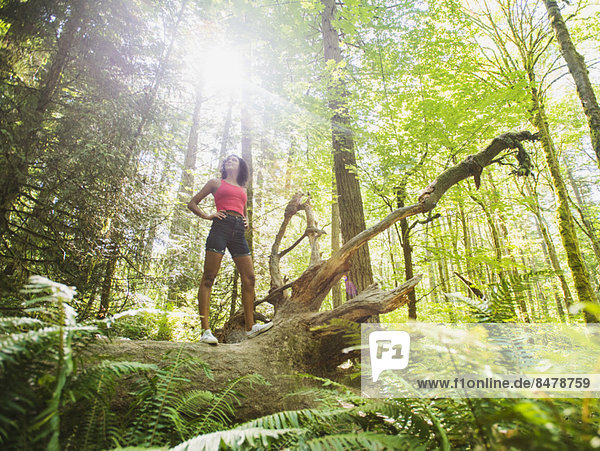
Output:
top-left (543, 0), bottom-right (600, 170)
top-left (396, 189), bottom-right (417, 319)
top-left (563, 159), bottom-right (600, 268)
top-left (166, 83), bottom-right (203, 304)
top-left (331, 177), bottom-right (343, 308)
top-left (321, 0), bottom-right (374, 294)
top-left (457, 202), bottom-right (474, 280)
top-left (219, 96), bottom-right (234, 161)
top-left (241, 53), bottom-right (254, 253)
top-left (270, 194), bottom-right (325, 290)
top-left (268, 192), bottom-right (304, 308)
top-left (527, 76), bottom-right (597, 322)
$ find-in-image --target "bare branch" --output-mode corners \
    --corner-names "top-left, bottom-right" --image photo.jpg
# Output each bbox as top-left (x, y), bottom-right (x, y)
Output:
top-left (308, 276), bottom-right (422, 327)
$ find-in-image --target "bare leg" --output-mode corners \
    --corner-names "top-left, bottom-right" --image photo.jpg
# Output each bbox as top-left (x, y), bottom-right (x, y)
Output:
top-left (198, 251), bottom-right (224, 330)
top-left (233, 255), bottom-right (256, 331)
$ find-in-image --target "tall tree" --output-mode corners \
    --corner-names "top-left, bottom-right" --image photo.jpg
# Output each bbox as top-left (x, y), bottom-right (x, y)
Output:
top-left (320, 0), bottom-right (374, 293)
top-left (0, 0), bottom-right (163, 306)
top-left (543, 0), bottom-right (600, 170)
top-left (166, 82), bottom-right (204, 304)
top-left (563, 158), bottom-right (600, 268)
top-left (397, 188), bottom-right (418, 319)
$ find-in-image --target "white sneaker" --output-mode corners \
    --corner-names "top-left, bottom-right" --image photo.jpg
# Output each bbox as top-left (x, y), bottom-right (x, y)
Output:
top-left (199, 329), bottom-right (218, 345)
top-left (246, 322), bottom-right (273, 339)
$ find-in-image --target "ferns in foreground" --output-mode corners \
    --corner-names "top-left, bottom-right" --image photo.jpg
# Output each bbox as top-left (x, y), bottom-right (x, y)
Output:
top-left (0, 276), bottom-right (268, 449)
top-left (172, 374), bottom-right (600, 451)
top-left (0, 276), bottom-right (90, 449)
top-left (62, 360), bottom-right (159, 450)
top-left (122, 345), bottom-right (212, 447)
top-left (0, 277), bottom-right (173, 450)
top-left (174, 376), bottom-right (450, 450)
top-left (447, 270), bottom-right (568, 323)
top-left (3, 277), bottom-right (598, 450)
top-left (111, 350), bottom-right (267, 449)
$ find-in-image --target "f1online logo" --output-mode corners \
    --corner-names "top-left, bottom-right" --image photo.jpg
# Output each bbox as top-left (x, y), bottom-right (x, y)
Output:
top-left (369, 331), bottom-right (410, 382)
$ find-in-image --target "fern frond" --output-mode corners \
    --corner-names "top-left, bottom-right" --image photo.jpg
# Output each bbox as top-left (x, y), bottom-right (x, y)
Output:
top-left (28, 282), bottom-right (78, 450)
top-left (196, 373), bottom-right (268, 433)
top-left (0, 327), bottom-right (62, 369)
top-left (171, 389), bottom-right (215, 418)
top-left (289, 373), bottom-right (365, 410)
top-left (65, 361), bottom-right (158, 450)
top-left (240, 407), bottom-right (354, 431)
top-left (147, 345), bottom-right (187, 446)
top-left (122, 347), bottom-right (214, 447)
top-left (0, 316), bottom-right (44, 331)
top-left (171, 427), bottom-right (304, 451)
top-left (302, 431), bottom-right (425, 450)
top-left (70, 360), bottom-right (159, 396)
top-left (360, 399), bottom-right (427, 426)
top-left (360, 399), bottom-right (449, 450)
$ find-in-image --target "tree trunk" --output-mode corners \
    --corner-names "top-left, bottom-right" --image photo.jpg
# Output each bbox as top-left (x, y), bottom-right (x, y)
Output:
top-left (98, 242), bottom-right (119, 319)
top-left (458, 202), bottom-right (474, 280)
top-left (331, 177), bottom-right (343, 308)
top-left (543, 0), bottom-right (600, 170)
top-left (521, 179), bottom-right (574, 315)
top-left (424, 222), bottom-right (438, 303)
top-left (397, 189), bottom-right (417, 319)
top-left (267, 193), bottom-right (324, 304)
top-left (230, 270), bottom-right (239, 318)
top-left (563, 159), bottom-right (600, 268)
top-left (385, 228), bottom-right (398, 287)
top-left (433, 233), bottom-right (449, 294)
top-left (528, 78), bottom-right (597, 322)
top-left (446, 214), bottom-right (463, 286)
top-left (469, 192), bottom-right (504, 286)
top-left (166, 83), bottom-right (203, 304)
top-left (219, 96), bottom-right (234, 160)
top-left (321, 0), bottom-right (374, 294)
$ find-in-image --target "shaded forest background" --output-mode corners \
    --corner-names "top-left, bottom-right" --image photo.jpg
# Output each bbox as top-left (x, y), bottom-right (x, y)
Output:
top-left (1, 0), bottom-right (600, 449)
top-left (1, 0), bottom-right (600, 329)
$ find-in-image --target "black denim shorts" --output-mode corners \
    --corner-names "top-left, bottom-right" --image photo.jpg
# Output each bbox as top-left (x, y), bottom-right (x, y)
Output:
top-left (205, 214), bottom-right (251, 258)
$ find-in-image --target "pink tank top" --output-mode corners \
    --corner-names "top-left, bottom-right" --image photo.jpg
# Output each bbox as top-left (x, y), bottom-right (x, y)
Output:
top-left (214, 180), bottom-right (247, 216)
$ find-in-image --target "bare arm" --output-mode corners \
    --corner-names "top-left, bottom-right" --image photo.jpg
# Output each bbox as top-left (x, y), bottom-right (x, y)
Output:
top-left (243, 205), bottom-right (249, 229)
top-left (187, 179), bottom-right (226, 220)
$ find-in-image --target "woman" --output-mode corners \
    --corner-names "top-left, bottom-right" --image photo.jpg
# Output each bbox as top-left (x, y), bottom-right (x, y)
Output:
top-left (188, 155), bottom-right (272, 344)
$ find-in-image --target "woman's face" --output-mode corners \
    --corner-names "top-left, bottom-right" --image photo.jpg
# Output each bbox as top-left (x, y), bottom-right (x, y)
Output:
top-left (224, 156), bottom-right (240, 175)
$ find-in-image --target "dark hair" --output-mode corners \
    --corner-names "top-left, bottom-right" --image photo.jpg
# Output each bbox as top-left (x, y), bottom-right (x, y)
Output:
top-left (220, 155), bottom-right (249, 187)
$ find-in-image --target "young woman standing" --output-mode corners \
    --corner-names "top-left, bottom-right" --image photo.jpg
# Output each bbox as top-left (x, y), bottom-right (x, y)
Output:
top-left (188, 155), bottom-right (272, 344)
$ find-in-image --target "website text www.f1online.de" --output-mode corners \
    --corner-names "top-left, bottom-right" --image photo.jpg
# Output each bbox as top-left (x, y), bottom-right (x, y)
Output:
top-left (415, 376), bottom-right (593, 391)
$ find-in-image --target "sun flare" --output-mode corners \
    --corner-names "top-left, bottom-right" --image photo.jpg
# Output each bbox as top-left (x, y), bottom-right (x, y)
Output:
top-left (198, 45), bottom-right (244, 91)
